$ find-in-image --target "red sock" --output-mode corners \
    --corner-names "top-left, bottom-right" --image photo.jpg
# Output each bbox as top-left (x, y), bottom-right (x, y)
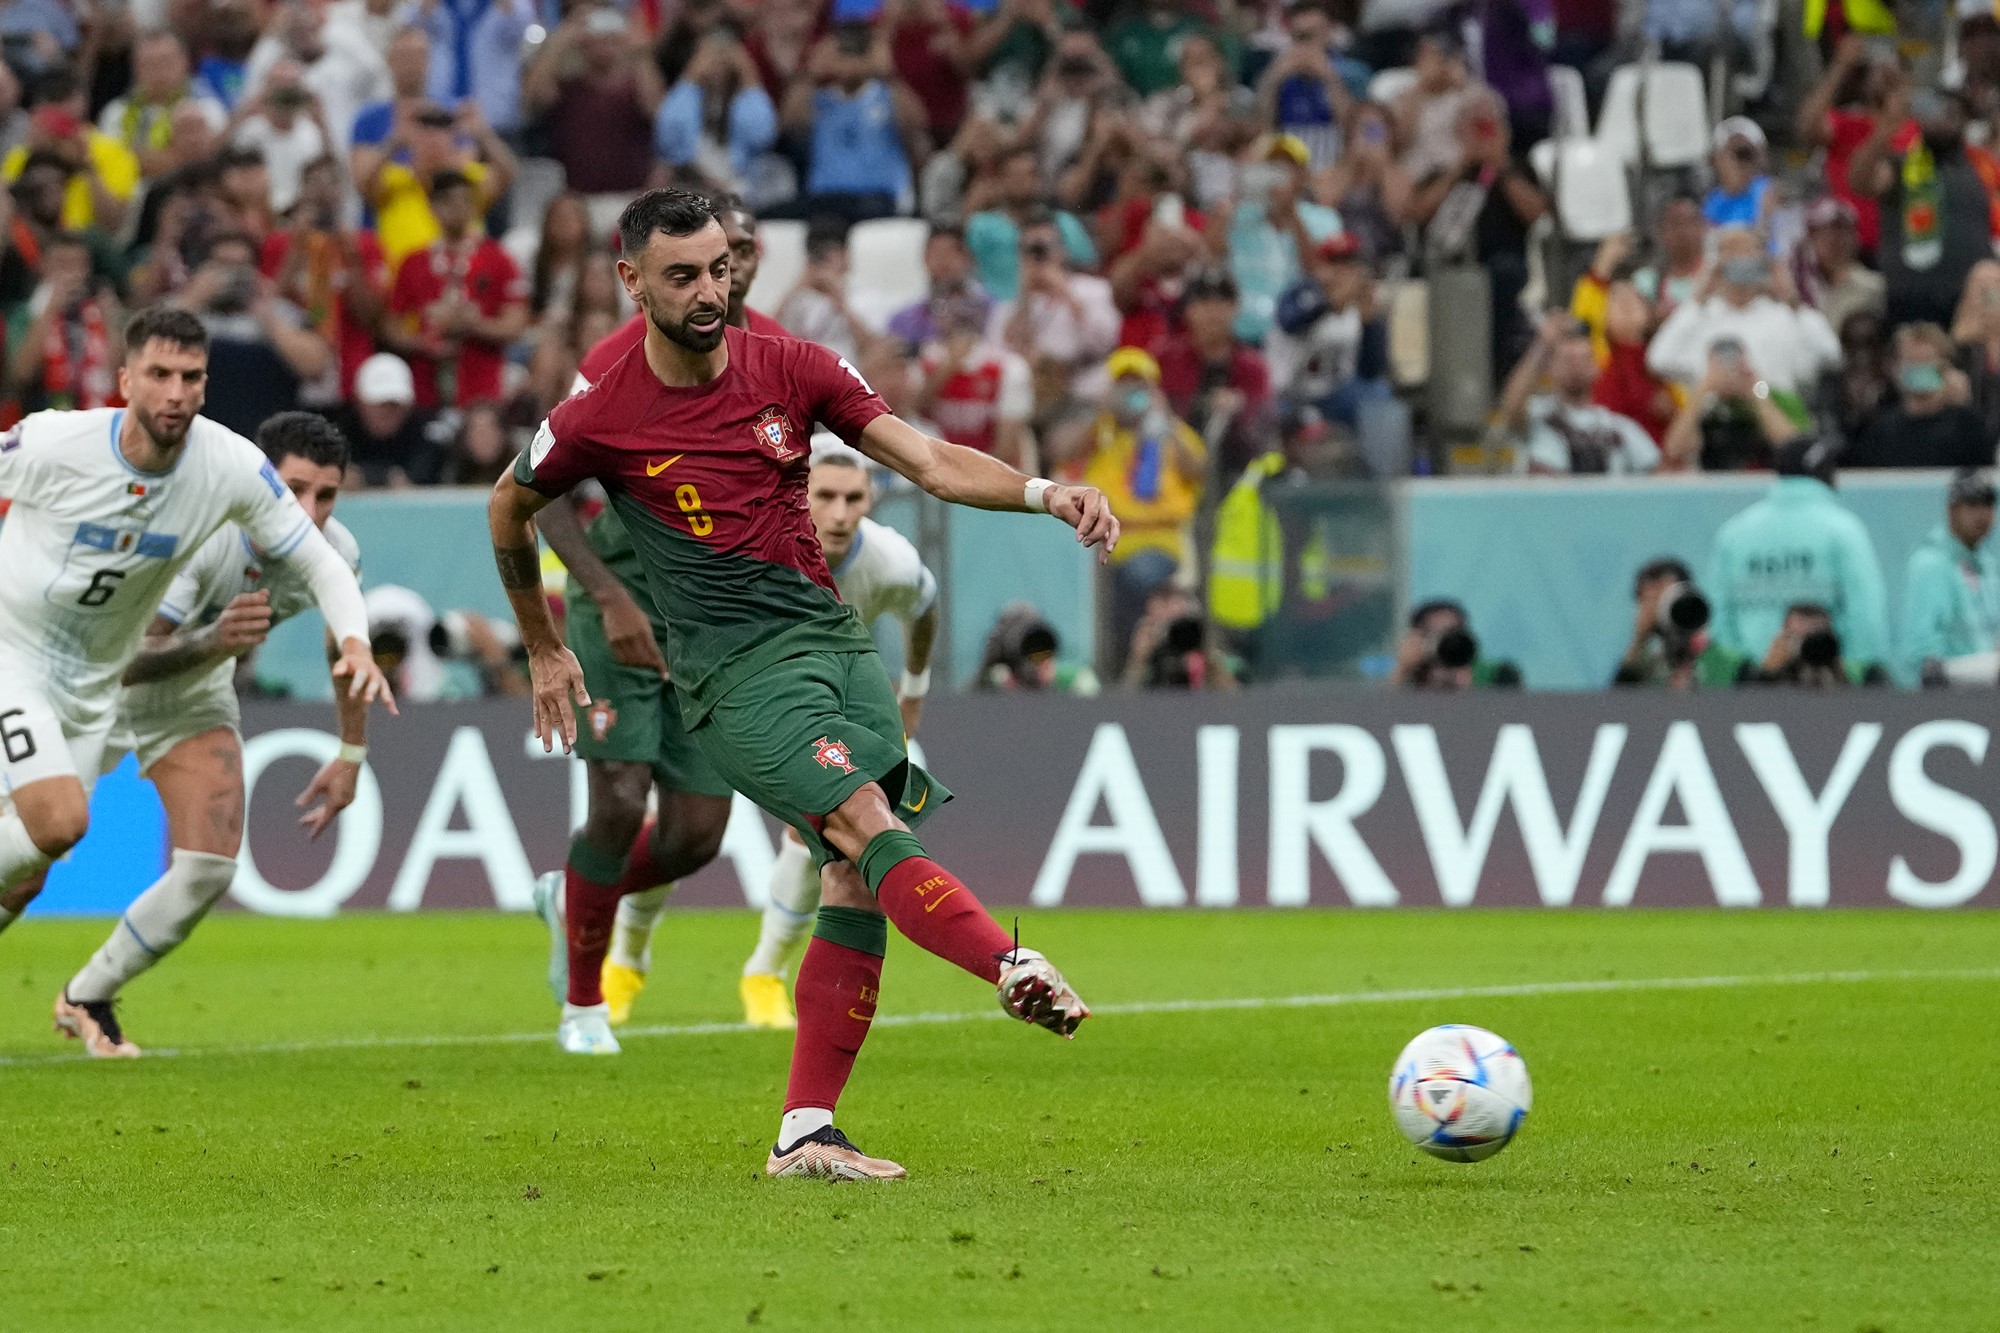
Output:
top-left (612, 818), bottom-right (666, 895)
top-left (564, 863), bottom-right (621, 1007)
top-left (783, 935), bottom-right (884, 1114)
top-left (875, 858), bottom-right (1015, 985)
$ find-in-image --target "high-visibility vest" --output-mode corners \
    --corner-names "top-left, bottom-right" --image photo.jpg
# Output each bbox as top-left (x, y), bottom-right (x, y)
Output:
top-left (1206, 454), bottom-right (1288, 631)
top-left (1803, 0), bottom-right (1896, 39)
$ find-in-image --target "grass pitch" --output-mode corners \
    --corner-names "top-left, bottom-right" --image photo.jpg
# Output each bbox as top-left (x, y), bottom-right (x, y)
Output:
top-left (3, 908), bottom-right (1996, 1332)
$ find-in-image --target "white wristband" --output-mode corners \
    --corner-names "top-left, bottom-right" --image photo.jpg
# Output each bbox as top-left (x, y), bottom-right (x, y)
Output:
top-left (899, 667), bottom-right (931, 699)
top-left (336, 743), bottom-right (368, 765)
top-left (1023, 477), bottom-right (1054, 513)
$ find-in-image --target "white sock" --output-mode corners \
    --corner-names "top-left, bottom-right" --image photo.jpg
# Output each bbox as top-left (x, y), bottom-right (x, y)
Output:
top-left (778, 1107), bottom-right (833, 1151)
top-left (66, 849), bottom-right (238, 1003)
top-left (744, 837), bottom-right (821, 978)
top-left (608, 883), bottom-right (672, 972)
top-left (0, 902), bottom-right (15, 935)
top-left (0, 813), bottom-right (53, 890)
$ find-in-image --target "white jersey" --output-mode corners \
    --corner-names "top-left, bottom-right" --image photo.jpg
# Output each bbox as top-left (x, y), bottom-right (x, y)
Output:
top-left (829, 517), bottom-right (936, 630)
top-left (0, 408), bottom-right (319, 728)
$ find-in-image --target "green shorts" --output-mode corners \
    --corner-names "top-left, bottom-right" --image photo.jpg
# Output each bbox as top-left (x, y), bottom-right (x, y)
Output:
top-left (690, 649), bottom-right (949, 866)
top-left (567, 595), bottom-right (731, 799)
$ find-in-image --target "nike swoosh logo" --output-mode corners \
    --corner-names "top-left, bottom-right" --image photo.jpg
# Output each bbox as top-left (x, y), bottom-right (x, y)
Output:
top-left (645, 454), bottom-right (683, 476)
top-left (921, 885), bottom-right (960, 914)
top-left (848, 1008), bottom-right (877, 1022)
top-left (906, 787), bottom-right (927, 815)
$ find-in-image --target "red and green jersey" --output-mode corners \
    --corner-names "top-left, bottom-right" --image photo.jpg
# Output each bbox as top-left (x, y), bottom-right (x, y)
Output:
top-left (517, 324), bottom-right (890, 720)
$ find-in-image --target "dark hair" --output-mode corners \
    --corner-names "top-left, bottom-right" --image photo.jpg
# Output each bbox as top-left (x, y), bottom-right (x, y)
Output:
top-left (42, 230), bottom-right (89, 254)
top-left (299, 153), bottom-right (340, 180)
top-left (1408, 597), bottom-right (1467, 628)
top-left (927, 222), bottom-right (967, 247)
top-left (429, 167), bottom-right (474, 199)
top-left (1634, 557), bottom-right (1692, 594)
top-left (124, 306), bottom-right (210, 358)
top-left (708, 189), bottom-right (757, 229)
top-left (258, 410), bottom-right (351, 472)
top-left (616, 187), bottom-right (719, 256)
top-left (216, 144), bottom-right (265, 172)
top-left (805, 216), bottom-right (849, 263)
top-left (1015, 205), bottom-right (1058, 235)
top-left (195, 229), bottom-right (257, 264)
top-left (17, 149), bottom-right (76, 181)
top-left (30, 65), bottom-right (81, 107)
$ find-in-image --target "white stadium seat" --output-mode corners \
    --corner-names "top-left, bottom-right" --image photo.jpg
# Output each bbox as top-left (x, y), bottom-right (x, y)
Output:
top-left (1528, 138), bottom-right (1633, 240)
top-left (1548, 64), bottom-right (1589, 140)
top-left (747, 219), bottom-right (807, 315)
top-left (1594, 62), bottom-right (1711, 169)
top-left (845, 218), bottom-right (932, 330)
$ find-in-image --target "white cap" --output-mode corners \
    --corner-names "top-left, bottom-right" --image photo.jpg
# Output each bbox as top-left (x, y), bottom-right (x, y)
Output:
top-left (1713, 116), bottom-right (1767, 153)
top-left (355, 352), bottom-right (415, 405)
top-left (809, 431), bottom-right (863, 465)
top-left (583, 7), bottom-right (626, 35)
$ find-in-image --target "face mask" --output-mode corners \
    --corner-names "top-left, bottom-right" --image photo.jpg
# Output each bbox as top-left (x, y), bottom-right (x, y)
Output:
top-left (1900, 362), bottom-right (1946, 396)
top-left (1122, 386), bottom-right (1153, 416)
top-left (1721, 256), bottom-right (1769, 287)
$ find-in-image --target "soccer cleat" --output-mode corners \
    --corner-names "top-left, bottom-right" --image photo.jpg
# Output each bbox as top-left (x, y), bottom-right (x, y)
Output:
top-left (996, 949), bottom-right (1090, 1039)
top-left (556, 1002), bottom-right (621, 1055)
top-left (740, 972), bottom-right (797, 1030)
top-left (765, 1126), bottom-right (905, 1180)
top-left (532, 870), bottom-right (567, 1004)
top-left (601, 961), bottom-right (647, 1026)
top-left (52, 990), bottom-right (141, 1059)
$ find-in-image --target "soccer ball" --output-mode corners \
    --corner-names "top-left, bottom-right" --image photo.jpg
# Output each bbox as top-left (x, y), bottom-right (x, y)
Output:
top-left (1388, 1024), bottom-right (1532, 1162)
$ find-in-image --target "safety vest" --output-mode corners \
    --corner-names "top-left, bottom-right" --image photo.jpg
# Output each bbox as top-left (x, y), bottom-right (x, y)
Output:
top-left (1206, 454), bottom-right (1288, 631)
top-left (1803, 0), bottom-right (1895, 39)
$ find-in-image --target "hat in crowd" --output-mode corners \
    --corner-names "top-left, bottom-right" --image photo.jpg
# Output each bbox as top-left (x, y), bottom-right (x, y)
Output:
top-left (1105, 346), bottom-right (1161, 383)
top-left (1948, 467), bottom-right (1997, 507)
top-left (1254, 132), bottom-right (1312, 168)
top-left (356, 353), bottom-right (416, 406)
top-left (583, 7), bottom-right (628, 35)
top-left (1806, 196), bottom-right (1858, 229)
top-left (1713, 116), bottom-right (1767, 152)
top-left (1181, 266), bottom-right (1238, 304)
top-left (1314, 230), bottom-right (1364, 264)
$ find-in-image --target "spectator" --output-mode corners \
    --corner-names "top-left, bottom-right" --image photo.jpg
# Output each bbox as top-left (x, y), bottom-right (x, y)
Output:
top-left (571, 251), bottom-right (630, 325)
top-left (881, 0), bottom-right (976, 144)
top-left (1389, 27), bottom-right (1481, 182)
top-left (1746, 602), bottom-right (1889, 687)
top-left (410, 0), bottom-right (537, 138)
top-left (1256, 1), bottom-right (1362, 169)
top-left (228, 60), bottom-right (334, 213)
top-left (328, 0), bottom-right (402, 56)
top-left (214, 144), bottom-right (276, 242)
top-left (1313, 103), bottom-right (1412, 273)
top-left (654, 25), bottom-right (782, 204)
top-left (260, 154), bottom-right (388, 400)
top-left (126, 167), bottom-right (211, 305)
top-left (967, 0), bottom-right (1078, 112)
top-left (1217, 131), bottom-right (1342, 344)
top-left (243, 0), bottom-right (393, 155)
top-left (0, 151), bottom-right (125, 320)
top-left (528, 193), bottom-right (594, 320)
top-left (1104, 199), bottom-right (1207, 351)
top-left (1590, 271), bottom-right (1674, 444)
top-left (988, 207), bottom-right (1121, 396)
top-left (1703, 117), bottom-right (1771, 229)
top-left (96, 32), bottom-right (228, 180)
top-left (1471, 0), bottom-right (1554, 147)
top-left (776, 25), bottom-right (930, 225)
top-left (0, 63), bottom-right (24, 160)
top-left (911, 293), bottom-right (1033, 466)
top-left (1795, 33), bottom-right (1912, 255)
top-left (1844, 323), bottom-right (1993, 470)
top-left (976, 602), bottom-right (1100, 693)
top-left (196, 0), bottom-right (264, 110)
top-left (1643, 0), bottom-right (1759, 69)
top-left (964, 144), bottom-right (1097, 300)
top-left (170, 229), bottom-right (335, 437)
top-left (918, 115), bottom-right (1010, 227)
top-left (1270, 231), bottom-right (1389, 427)
top-left (1123, 583), bottom-right (1235, 689)
top-left (348, 24), bottom-right (430, 169)
top-left (332, 351), bottom-right (444, 485)
top-left (1705, 435), bottom-right (1888, 671)
top-left (1633, 192), bottom-right (1708, 319)
top-left (4, 74), bottom-right (139, 233)
top-left (1660, 339), bottom-right (1806, 472)
top-left (1647, 228), bottom-right (1841, 415)
top-left (777, 221), bottom-right (872, 362)
top-left (1078, 345), bottom-right (1207, 658)
top-left (1851, 85), bottom-right (1990, 328)
top-left (1389, 598), bottom-right (1522, 689)
top-left (1611, 558), bottom-right (1747, 689)
top-left (363, 100), bottom-right (516, 271)
top-left (653, 0), bottom-right (731, 85)
top-left (1795, 195), bottom-right (1884, 335)
top-left (1103, 0), bottom-right (1221, 99)
top-left (0, 0), bottom-right (80, 75)
top-left (523, 7), bottom-right (666, 198)
top-left (1904, 468), bottom-right (2000, 682)
top-left (887, 224), bottom-right (991, 348)
top-left (439, 399), bottom-right (511, 486)
top-left (383, 168), bottom-right (530, 411)
top-left (744, 0), bottom-right (820, 100)
top-left (1951, 260), bottom-right (2000, 443)
top-left (4, 232), bottom-right (122, 413)
top-left (1826, 307), bottom-right (1893, 452)
top-left (1019, 30), bottom-right (1123, 184)
top-left (1494, 311), bottom-right (1660, 475)
top-left (1155, 266), bottom-right (1272, 474)
top-left (1138, 32), bottom-right (1254, 210)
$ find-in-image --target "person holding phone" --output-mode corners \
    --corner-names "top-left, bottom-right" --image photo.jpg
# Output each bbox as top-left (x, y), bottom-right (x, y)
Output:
top-left (773, 23), bottom-right (931, 225)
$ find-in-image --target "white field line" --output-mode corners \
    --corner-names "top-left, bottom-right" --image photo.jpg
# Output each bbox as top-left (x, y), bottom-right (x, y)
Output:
top-left (4, 966), bottom-right (1998, 1069)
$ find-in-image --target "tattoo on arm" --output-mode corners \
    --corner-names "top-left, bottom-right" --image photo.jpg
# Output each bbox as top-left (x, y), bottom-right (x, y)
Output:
top-left (121, 624), bottom-right (226, 685)
top-left (494, 542), bottom-right (541, 590)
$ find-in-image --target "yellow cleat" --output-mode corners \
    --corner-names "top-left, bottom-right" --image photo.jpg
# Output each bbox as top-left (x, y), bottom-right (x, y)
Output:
top-left (601, 962), bottom-right (647, 1026)
top-left (740, 973), bottom-right (796, 1030)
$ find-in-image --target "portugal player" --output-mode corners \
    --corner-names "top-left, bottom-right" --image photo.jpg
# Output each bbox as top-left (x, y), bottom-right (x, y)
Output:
top-left (490, 190), bottom-right (1117, 1180)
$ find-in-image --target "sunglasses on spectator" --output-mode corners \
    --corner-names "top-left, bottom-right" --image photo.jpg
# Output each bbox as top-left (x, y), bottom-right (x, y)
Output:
top-left (1019, 241), bottom-right (1056, 260)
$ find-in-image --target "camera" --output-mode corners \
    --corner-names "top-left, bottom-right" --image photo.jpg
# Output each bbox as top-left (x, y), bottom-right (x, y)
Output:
top-left (1428, 624), bottom-right (1477, 670)
top-left (430, 609), bottom-right (523, 663)
top-left (1654, 581), bottom-right (1709, 665)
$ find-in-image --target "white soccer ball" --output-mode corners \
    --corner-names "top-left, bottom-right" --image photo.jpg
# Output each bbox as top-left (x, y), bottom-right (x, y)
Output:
top-left (1388, 1024), bottom-right (1532, 1163)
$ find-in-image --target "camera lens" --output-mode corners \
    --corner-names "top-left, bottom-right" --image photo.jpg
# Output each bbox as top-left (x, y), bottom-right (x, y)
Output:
top-left (1164, 615), bottom-right (1204, 655)
top-left (1660, 585), bottom-right (1710, 634)
top-left (1434, 626), bottom-right (1477, 670)
top-left (1799, 628), bottom-right (1841, 669)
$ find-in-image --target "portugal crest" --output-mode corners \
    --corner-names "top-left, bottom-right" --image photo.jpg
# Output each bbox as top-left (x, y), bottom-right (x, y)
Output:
top-left (587, 700), bottom-right (618, 742)
top-left (752, 406), bottom-right (799, 461)
top-left (811, 735), bottom-right (856, 773)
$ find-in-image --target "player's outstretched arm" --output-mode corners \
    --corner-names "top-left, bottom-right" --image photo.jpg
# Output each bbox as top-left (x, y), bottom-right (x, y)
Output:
top-left (286, 527), bottom-right (398, 715)
top-left (296, 630), bottom-right (374, 840)
top-left (120, 593), bottom-right (273, 686)
top-left (856, 414), bottom-right (1120, 562)
top-left (490, 470), bottom-right (590, 753)
top-left (534, 493), bottom-right (667, 676)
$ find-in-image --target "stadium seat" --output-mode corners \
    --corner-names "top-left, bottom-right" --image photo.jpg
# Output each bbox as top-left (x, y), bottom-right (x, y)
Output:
top-left (510, 157), bottom-right (567, 238)
top-left (1594, 62), bottom-right (1710, 169)
top-left (1527, 139), bottom-right (1633, 240)
top-left (846, 217), bottom-right (932, 330)
top-left (1367, 66), bottom-right (1417, 106)
top-left (748, 219), bottom-right (807, 315)
top-left (1548, 65), bottom-right (1589, 140)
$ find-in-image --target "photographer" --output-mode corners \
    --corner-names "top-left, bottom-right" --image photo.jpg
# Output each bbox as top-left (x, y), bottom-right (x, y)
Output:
top-left (1904, 469), bottom-right (2000, 686)
top-left (364, 584), bottom-right (527, 701)
top-left (1611, 558), bottom-right (1747, 688)
top-left (1747, 603), bottom-right (1890, 688)
top-left (1122, 584), bottom-right (1236, 690)
top-left (1390, 598), bottom-right (1522, 690)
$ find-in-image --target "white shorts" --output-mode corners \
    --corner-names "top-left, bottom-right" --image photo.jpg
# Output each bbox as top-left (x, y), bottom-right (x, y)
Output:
top-left (0, 674), bottom-right (115, 807)
top-left (110, 670), bottom-right (243, 776)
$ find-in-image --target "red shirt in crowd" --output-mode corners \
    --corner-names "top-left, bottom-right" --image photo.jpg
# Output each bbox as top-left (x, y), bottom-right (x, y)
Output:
top-left (388, 234), bottom-right (526, 407)
top-left (260, 227), bottom-right (387, 399)
top-left (920, 342), bottom-right (1031, 456)
top-left (1824, 108), bottom-right (1918, 254)
top-left (884, 6), bottom-right (975, 139)
top-left (1592, 340), bottom-right (1675, 444)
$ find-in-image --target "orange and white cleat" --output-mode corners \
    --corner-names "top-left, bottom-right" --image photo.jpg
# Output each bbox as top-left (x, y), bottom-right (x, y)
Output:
top-left (765, 1126), bottom-right (906, 1181)
top-left (997, 949), bottom-right (1090, 1039)
top-left (53, 990), bottom-right (141, 1058)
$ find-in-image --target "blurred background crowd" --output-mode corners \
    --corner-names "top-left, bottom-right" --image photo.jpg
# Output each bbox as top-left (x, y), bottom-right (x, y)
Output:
top-left (6, 0), bottom-right (2000, 695)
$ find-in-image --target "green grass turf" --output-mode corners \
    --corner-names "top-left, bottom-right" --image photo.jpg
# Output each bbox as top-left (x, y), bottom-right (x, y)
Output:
top-left (2, 908), bottom-right (1996, 1332)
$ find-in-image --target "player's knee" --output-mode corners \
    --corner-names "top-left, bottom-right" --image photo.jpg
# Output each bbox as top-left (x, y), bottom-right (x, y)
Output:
top-left (654, 794), bottom-right (730, 876)
top-left (820, 861), bottom-right (874, 910)
top-left (28, 798), bottom-right (90, 857)
top-left (820, 784), bottom-right (903, 861)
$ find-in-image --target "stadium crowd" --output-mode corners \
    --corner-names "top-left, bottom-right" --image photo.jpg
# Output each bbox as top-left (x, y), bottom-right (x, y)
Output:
top-left (4, 0), bottom-right (2000, 688)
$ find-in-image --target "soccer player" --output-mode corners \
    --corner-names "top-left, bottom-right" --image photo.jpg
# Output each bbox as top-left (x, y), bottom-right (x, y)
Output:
top-left (0, 309), bottom-right (391, 1057)
top-left (55, 413), bottom-right (371, 1054)
top-left (490, 189), bottom-right (1117, 1180)
top-left (735, 446), bottom-right (937, 1030)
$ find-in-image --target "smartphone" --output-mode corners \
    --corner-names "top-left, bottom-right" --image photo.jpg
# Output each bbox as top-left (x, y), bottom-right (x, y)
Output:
top-left (1712, 337), bottom-right (1745, 369)
top-left (1151, 193), bottom-right (1185, 230)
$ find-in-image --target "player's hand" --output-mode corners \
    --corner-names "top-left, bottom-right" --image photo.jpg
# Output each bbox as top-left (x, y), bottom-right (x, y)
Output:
top-left (216, 590), bottom-right (274, 653)
top-left (1045, 483), bottom-right (1120, 563)
top-left (898, 693), bottom-right (924, 737)
top-left (602, 592), bottom-right (667, 676)
top-left (530, 643), bottom-right (589, 753)
top-left (333, 636), bottom-right (400, 714)
top-left (295, 757), bottom-right (359, 840)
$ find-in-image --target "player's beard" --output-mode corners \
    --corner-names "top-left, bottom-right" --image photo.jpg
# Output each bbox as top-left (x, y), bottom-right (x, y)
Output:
top-left (133, 403), bottom-right (193, 451)
top-left (651, 299), bottom-right (728, 354)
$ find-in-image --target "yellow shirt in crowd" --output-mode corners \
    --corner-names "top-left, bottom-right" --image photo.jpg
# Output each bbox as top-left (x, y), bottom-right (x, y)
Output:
top-left (1081, 412), bottom-right (1207, 565)
top-left (372, 159), bottom-right (491, 271)
top-left (2, 132), bottom-right (139, 230)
